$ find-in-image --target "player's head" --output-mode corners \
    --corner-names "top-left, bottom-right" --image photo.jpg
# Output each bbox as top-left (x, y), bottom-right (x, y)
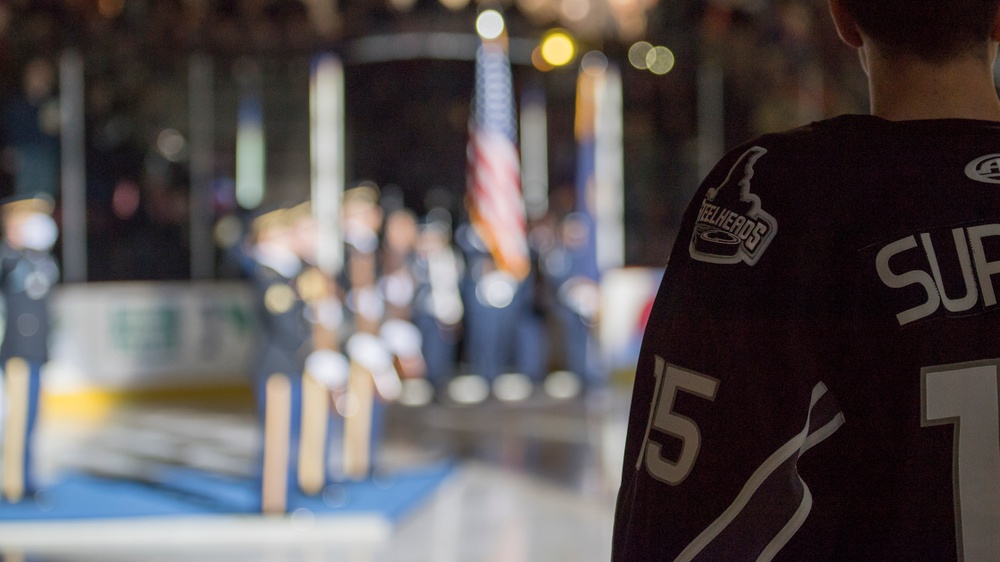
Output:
top-left (831, 0), bottom-right (1000, 62)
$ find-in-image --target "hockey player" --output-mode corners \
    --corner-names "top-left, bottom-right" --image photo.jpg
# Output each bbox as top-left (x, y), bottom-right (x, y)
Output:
top-left (613, 1), bottom-right (1000, 560)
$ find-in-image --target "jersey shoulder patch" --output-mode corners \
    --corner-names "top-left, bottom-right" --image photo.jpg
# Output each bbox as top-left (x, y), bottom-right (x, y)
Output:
top-left (689, 146), bottom-right (777, 266)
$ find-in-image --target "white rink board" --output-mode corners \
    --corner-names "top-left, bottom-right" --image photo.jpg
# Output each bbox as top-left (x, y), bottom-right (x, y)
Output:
top-left (599, 267), bottom-right (663, 373)
top-left (0, 513), bottom-right (391, 550)
top-left (45, 281), bottom-right (257, 394)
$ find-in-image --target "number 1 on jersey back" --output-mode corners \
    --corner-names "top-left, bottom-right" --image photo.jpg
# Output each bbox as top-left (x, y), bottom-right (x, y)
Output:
top-left (923, 361), bottom-right (1000, 562)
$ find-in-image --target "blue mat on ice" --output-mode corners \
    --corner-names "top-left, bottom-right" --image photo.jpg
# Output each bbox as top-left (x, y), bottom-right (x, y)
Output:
top-left (0, 462), bottom-right (454, 522)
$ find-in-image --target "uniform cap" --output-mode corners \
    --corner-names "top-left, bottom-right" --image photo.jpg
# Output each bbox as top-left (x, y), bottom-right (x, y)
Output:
top-left (1, 194), bottom-right (55, 219)
top-left (344, 182), bottom-right (380, 206)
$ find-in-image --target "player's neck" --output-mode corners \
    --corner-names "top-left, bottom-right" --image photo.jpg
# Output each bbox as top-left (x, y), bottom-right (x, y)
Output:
top-left (866, 51), bottom-right (1000, 122)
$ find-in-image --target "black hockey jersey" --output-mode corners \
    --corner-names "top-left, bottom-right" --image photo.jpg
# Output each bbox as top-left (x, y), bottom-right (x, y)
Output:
top-left (613, 115), bottom-right (1000, 561)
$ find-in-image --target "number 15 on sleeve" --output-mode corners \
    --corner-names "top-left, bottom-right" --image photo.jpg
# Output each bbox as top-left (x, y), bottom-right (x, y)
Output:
top-left (637, 357), bottom-right (721, 486)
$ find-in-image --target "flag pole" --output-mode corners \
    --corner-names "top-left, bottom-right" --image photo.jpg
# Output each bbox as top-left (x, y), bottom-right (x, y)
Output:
top-left (311, 54), bottom-right (346, 279)
top-left (59, 49), bottom-right (87, 283)
top-left (188, 52), bottom-right (215, 280)
top-left (594, 64), bottom-right (625, 272)
top-left (520, 83), bottom-right (549, 222)
top-left (298, 53), bottom-right (347, 492)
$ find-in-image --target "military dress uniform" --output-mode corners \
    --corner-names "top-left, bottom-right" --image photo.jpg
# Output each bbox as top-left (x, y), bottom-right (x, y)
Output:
top-left (0, 196), bottom-right (59, 503)
top-left (456, 222), bottom-right (545, 399)
top-left (456, 223), bottom-right (513, 383)
top-left (246, 205), bottom-right (349, 513)
top-left (411, 220), bottom-right (464, 392)
top-left (249, 240), bottom-right (309, 501)
top-left (337, 190), bottom-right (394, 476)
top-left (545, 212), bottom-right (603, 390)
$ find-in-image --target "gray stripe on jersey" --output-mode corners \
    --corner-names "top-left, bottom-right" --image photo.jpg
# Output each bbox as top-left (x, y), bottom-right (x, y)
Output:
top-left (674, 382), bottom-right (844, 562)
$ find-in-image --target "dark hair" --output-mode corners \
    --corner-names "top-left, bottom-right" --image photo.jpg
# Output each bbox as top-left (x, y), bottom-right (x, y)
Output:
top-left (841, 0), bottom-right (1000, 61)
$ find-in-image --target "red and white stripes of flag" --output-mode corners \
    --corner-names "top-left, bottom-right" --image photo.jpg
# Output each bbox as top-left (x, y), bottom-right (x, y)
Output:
top-left (467, 21), bottom-right (531, 281)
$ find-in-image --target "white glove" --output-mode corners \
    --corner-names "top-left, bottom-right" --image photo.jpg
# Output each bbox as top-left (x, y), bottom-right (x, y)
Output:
top-left (305, 349), bottom-right (350, 390)
top-left (345, 332), bottom-right (402, 401)
top-left (559, 276), bottom-right (600, 319)
top-left (379, 318), bottom-right (423, 360)
top-left (349, 287), bottom-right (385, 323)
top-left (314, 297), bottom-right (344, 331)
top-left (382, 271), bottom-right (416, 308)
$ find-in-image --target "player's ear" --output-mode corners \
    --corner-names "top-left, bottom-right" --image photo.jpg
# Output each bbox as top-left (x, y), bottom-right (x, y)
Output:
top-left (828, 0), bottom-right (863, 49)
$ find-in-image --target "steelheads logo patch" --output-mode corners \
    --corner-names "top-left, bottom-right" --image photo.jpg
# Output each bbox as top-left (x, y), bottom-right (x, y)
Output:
top-left (689, 146), bottom-right (777, 266)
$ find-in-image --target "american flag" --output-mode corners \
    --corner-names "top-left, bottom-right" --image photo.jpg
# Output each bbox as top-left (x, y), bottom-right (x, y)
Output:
top-left (466, 39), bottom-right (530, 280)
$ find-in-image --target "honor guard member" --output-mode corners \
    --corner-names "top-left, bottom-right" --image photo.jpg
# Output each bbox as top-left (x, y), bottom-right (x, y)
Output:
top-left (511, 218), bottom-right (553, 394)
top-left (614, 0), bottom-right (1000, 560)
top-left (248, 204), bottom-right (347, 514)
top-left (454, 223), bottom-right (515, 399)
top-left (285, 202), bottom-right (351, 496)
top-left (456, 221), bottom-right (541, 402)
top-left (546, 212), bottom-right (602, 393)
top-left (340, 184), bottom-right (402, 478)
top-left (381, 208), bottom-right (420, 327)
top-left (454, 222), bottom-right (511, 401)
top-left (380, 208), bottom-right (427, 380)
top-left (0, 194), bottom-right (59, 503)
top-left (411, 214), bottom-right (464, 397)
top-left (379, 207), bottom-right (432, 404)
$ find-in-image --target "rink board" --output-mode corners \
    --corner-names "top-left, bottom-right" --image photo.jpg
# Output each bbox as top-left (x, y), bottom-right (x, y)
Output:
top-left (0, 463), bottom-right (454, 548)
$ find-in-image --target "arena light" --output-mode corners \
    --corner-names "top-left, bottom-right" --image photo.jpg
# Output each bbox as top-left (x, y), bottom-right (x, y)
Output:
top-left (476, 10), bottom-right (505, 40)
top-left (235, 95), bottom-right (265, 210)
top-left (540, 29), bottom-right (576, 67)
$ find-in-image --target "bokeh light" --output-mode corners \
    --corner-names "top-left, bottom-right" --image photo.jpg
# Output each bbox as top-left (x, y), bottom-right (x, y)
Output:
top-left (389, 0), bottom-right (419, 12)
top-left (111, 179), bottom-right (140, 220)
top-left (438, 0), bottom-right (471, 10)
top-left (646, 45), bottom-right (675, 75)
top-left (213, 215), bottom-right (244, 249)
top-left (540, 30), bottom-right (576, 67)
top-left (531, 46), bottom-right (555, 71)
top-left (628, 41), bottom-right (653, 70)
top-left (581, 50), bottom-right (608, 76)
top-left (559, 0), bottom-right (591, 22)
top-left (156, 128), bottom-right (186, 162)
top-left (475, 10), bottom-right (505, 40)
top-left (97, 0), bottom-right (125, 19)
